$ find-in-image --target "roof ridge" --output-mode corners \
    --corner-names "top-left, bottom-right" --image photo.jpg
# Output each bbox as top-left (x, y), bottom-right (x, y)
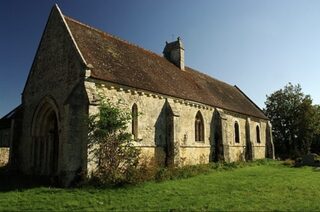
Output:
top-left (64, 16), bottom-right (163, 58)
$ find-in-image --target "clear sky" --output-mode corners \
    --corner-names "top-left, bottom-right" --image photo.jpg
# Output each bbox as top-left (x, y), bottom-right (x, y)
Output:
top-left (1, 0), bottom-right (320, 117)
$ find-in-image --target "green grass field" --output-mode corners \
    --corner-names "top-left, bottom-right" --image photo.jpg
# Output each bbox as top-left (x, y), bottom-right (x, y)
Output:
top-left (0, 161), bottom-right (319, 211)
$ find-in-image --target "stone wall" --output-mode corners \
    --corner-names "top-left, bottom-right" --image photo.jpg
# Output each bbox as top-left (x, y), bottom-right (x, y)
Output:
top-left (251, 118), bottom-right (267, 160)
top-left (85, 79), bottom-right (269, 172)
top-left (0, 148), bottom-right (9, 166)
top-left (221, 111), bottom-right (268, 162)
top-left (20, 7), bottom-right (88, 185)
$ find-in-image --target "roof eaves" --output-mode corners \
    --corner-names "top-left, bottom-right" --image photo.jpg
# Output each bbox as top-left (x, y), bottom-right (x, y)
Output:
top-left (1, 105), bottom-right (21, 120)
top-left (234, 85), bottom-right (268, 120)
top-left (87, 76), bottom-right (268, 120)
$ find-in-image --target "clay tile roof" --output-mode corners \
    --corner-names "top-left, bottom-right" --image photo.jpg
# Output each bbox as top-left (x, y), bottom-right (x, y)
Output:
top-left (64, 16), bottom-right (267, 120)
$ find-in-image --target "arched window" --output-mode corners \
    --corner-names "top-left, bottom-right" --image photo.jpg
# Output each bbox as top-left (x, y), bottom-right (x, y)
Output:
top-left (195, 111), bottom-right (204, 142)
top-left (132, 103), bottom-right (138, 140)
top-left (256, 125), bottom-right (261, 143)
top-left (234, 122), bottom-right (240, 143)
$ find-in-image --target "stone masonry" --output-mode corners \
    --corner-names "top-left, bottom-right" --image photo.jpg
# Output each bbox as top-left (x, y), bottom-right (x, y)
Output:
top-left (9, 5), bottom-right (274, 186)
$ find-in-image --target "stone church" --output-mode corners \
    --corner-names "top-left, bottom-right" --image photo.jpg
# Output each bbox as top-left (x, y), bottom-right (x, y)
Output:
top-left (1, 5), bottom-right (274, 185)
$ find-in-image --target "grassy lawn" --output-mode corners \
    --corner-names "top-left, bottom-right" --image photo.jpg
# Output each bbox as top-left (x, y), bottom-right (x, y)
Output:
top-left (0, 162), bottom-right (319, 211)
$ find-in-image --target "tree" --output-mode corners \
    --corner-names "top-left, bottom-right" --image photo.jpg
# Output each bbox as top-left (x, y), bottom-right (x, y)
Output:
top-left (265, 83), bottom-right (320, 159)
top-left (311, 105), bottom-right (320, 154)
top-left (88, 98), bottom-right (140, 185)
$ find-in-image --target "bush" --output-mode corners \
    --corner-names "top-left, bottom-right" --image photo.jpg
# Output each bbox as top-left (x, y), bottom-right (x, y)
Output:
top-left (88, 98), bottom-right (140, 186)
top-left (152, 159), bottom-right (277, 183)
top-left (297, 153), bottom-right (320, 167)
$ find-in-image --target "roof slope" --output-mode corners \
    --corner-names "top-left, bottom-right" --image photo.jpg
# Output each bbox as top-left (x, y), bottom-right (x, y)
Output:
top-left (64, 16), bottom-right (267, 120)
top-left (0, 105), bottom-right (21, 129)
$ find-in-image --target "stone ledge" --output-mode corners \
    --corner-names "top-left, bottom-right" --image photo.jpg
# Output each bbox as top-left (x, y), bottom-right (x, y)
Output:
top-left (180, 145), bottom-right (211, 148)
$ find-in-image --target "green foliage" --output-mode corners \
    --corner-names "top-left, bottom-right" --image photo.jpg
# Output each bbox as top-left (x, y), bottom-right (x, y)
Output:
top-left (88, 98), bottom-right (140, 186)
top-left (265, 83), bottom-right (320, 159)
top-left (151, 159), bottom-right (275, 182)
top-left (311, 105), bottom-right (320, 154)
top-left (1, 162), bottom-right (320, 211)
top-left (311, 135), bottom-right (320, 154)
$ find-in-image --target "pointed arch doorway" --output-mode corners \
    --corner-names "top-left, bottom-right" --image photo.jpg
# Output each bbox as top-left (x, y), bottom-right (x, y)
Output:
top-left (31, 97), bottom-right (60, 177)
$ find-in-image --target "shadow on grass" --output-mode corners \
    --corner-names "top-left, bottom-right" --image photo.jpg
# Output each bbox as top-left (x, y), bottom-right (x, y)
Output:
top-left (0, 166), bottom-right (56, 192)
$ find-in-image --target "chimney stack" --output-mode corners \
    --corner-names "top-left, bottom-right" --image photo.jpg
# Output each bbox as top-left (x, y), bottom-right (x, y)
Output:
top-left (163, 37), bottom-right (185, 70)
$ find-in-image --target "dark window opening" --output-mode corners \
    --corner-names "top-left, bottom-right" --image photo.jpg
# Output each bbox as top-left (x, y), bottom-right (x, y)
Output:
top-left (132, 103), bottom-right (138, 140)
top-left (195, 111), bottom-right (204, 142)
top-left (234, 122), bottom-right (240, 143)
top-left (256, 125), bottom-right (261, 143)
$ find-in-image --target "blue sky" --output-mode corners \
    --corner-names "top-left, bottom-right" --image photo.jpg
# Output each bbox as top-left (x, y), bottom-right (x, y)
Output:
top-left (1, 0), bottom-right (320, 117)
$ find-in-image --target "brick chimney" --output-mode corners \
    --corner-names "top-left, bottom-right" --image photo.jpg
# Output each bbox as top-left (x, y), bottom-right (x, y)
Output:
top-left (163, 37), bottom-right (185, 70)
